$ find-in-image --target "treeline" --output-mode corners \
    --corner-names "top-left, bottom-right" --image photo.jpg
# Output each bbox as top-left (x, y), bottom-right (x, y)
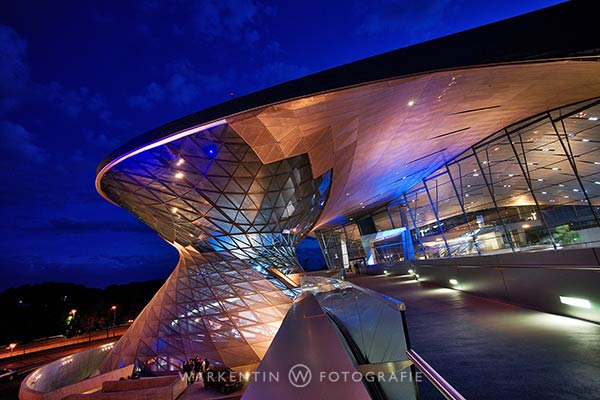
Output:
top-left (0, 280), bottom-right (163, 345)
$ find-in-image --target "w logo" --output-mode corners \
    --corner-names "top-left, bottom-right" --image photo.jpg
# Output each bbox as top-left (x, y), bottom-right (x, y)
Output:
top-left (288, 364), bottom-right (312, 388)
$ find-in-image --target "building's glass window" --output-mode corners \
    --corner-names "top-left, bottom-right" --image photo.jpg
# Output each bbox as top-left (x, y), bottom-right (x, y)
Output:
top-left (317, 98), bottom-right (600, 268)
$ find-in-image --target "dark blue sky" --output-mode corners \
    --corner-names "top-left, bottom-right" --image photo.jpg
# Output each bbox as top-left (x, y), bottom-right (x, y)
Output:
top-left (0, 0), bottom-right (563, 291)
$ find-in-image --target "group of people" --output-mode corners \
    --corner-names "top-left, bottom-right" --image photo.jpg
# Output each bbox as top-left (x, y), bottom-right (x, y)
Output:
top-left (183, 356), bottom-right (210, 384)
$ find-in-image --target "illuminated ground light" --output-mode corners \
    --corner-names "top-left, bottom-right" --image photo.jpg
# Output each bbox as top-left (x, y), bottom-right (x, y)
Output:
top-left (408, 269), bottom-right (414, 274)
top-left (449, 278), bottom-right (459, 286)
top-left (559, 296), bottom-right (592, 309)
top-left (383, 270), bottom-right (389, 275)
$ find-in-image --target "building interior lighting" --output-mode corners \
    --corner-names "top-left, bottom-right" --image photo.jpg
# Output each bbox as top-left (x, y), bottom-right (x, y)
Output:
top-left (407, 100), bottom-right (415, 106)
top-left (559, 296), bottom-right (592, 309)
top-left (175, 172), bottom-right (184, 179)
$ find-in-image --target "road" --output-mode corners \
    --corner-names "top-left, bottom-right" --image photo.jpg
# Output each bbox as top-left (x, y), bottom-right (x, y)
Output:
top-left (0, 336), bottom-right (121, 400)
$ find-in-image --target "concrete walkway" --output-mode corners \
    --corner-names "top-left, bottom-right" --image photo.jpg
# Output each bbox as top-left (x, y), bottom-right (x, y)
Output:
top-left (178, 381), bottom-right (244, 400)
top-left (349, 273), bottom-right (600, 400)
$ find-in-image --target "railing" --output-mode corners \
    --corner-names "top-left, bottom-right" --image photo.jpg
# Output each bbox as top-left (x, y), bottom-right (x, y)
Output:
top-left (303, 275), bottom-right (467, 399)
top-left (407, 349), bottom-right (466, 400)
top-left (0, 325), bottom-right (129, 360)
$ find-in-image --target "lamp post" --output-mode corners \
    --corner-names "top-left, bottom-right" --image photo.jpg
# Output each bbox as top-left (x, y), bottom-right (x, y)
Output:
top-left (67, 309), bottom-right (77, 338)
top-left (111, 306), bottom-right (117, 337)
top-left (7, 343), bottom-right (16, 356)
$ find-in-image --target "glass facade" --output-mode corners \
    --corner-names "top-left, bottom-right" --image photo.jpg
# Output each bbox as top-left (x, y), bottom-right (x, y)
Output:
top-left (318, 98), bottom-right (600, 265)
top-left (98, 123), bottom-right (332, 371)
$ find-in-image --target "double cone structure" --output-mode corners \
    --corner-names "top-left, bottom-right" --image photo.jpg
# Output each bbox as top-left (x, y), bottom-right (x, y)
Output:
top-left (98, 123), bottom-right (330, 371)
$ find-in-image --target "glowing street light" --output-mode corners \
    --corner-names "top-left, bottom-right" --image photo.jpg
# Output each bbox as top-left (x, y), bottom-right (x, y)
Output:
top-left (111, 306), bottom-right (117, 327)
top-left (70, 309), bottom-right (77, 317)
top-left (7, 343), bottom-right (16, 355)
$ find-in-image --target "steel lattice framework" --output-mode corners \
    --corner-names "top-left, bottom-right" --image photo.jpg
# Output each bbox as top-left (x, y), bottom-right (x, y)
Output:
top-left (98, 123), bottom-right (330, 371)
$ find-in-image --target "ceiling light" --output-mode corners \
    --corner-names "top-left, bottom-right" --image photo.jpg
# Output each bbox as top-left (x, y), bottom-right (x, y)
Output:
top-left (552, 167), bottom-right (560, 171)
top-left (473, 173), bottom-right (479, 177)
top-left (522, 224), bottom-right (531, 229)
top-left (407, 100), bottom-right (415, 106)
top-left (542, 191), bottom-right (547, 194)
top-left (176, 158), bottom-right (185, 166)
top-left (171, 207), bottom-right (178, 214)
top-left (537, 178), bottom-right (544, 182)
top-left (559, 296), bottom-right (591, 309)
top-left (589, 117), bottom-right (599, 121)
top-left (175, 172), bottom-right (184, 179)
top-left (582, 139), bottom-right (590, 142)
top-left (573, 189), bottom-right (579, 192)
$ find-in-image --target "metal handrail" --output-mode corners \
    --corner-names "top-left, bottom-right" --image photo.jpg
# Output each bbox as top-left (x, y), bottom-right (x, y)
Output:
top-left (406, 349), bottom-right (466, 400)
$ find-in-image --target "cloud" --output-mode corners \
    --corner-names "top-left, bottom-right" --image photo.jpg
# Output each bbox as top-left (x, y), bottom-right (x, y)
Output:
top-left (128, 61), bottom-right (229, 109)
top-left (252, 62), bottom-right (311, 88)
top-left (190, 0), bottom-right (261, 43)
top-left (43, 83), bottom-right (113, 121)
top-left (83, 129), bottom-right (119, 148)
top-left (0, 121), bottom-right (46, 163)
top-left (0, 24), bottom-right (29, 116)
top-left (128, 82), bottom-right (165, 110)
top-left (0, 24), bottom-right (114, 125)
top-left (1, 217), bottom-right (153, 234)
top-left (0, 253), bottom-right (175, 292)
top-left (355, 0), bottom-right (456, 39)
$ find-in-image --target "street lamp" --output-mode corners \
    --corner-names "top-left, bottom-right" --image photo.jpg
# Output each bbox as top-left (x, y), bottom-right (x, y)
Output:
top-left (70, 309), bottom-right (77, 317)
top-left (110, 306), bottom-right (117, 336)
top-left (7, 343), bottom-right (16, 355)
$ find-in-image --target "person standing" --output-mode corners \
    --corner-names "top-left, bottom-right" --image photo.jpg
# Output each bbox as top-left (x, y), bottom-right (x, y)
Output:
top-left (183, 360), bottom-right (193, 384)
top-left (201, 358), bottom-right (211, 385)
top-left (193, 356), bottom-right (202, 382)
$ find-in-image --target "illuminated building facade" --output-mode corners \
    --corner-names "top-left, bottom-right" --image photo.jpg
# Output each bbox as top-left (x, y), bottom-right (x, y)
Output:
top-left (317, 99), bottom-right (600, 267)
top-left (95, 1), bottom-right (600, 373)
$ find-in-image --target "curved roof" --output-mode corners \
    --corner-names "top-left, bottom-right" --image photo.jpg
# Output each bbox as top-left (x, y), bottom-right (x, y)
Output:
top-left (97, 1), bottom-right (600, 229)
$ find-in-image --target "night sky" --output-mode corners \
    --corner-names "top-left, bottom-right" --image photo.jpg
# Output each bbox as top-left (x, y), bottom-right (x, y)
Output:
top-left (0, 0), bottom-right (563, 291)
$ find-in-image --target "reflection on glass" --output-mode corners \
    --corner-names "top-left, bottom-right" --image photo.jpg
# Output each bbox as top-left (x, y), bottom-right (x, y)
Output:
top-left (317, 97), bottom-right (600, 265)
